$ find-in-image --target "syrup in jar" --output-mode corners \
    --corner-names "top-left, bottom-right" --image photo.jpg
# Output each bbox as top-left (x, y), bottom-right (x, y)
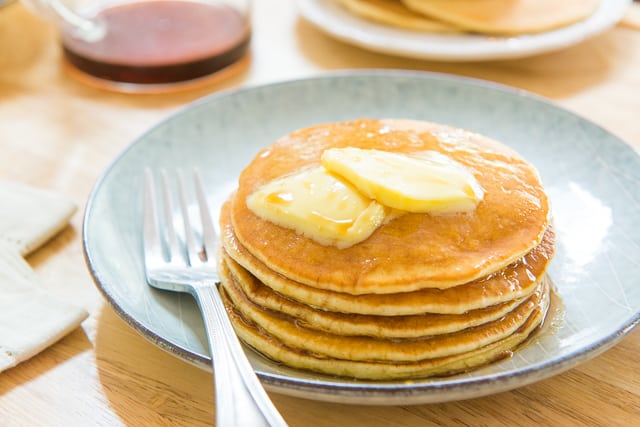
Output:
top-left (61, 0), bottom-right (251, 86)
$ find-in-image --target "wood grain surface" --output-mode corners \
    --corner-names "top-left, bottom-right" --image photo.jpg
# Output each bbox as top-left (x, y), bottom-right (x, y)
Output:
top-left (1, 1), bottom-right (639, 425)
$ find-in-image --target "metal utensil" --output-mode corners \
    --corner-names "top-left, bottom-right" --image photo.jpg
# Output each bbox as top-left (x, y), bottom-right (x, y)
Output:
top-left (143, 168), bottom-right (287, 427)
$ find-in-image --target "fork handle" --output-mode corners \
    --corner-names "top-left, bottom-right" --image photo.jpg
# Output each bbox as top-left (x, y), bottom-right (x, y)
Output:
top-left (192, 283), bottom-right (288, 427)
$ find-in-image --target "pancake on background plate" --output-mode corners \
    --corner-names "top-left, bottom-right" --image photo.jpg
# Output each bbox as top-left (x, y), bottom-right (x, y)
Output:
top-left (218, 118), bottom-right (555, 380)
top-left (332, 0), bottom-right (598, 35)
top-left (333, 0), bottom-right (459, 32)
top-left (402, 0), bottom-right (598, 35)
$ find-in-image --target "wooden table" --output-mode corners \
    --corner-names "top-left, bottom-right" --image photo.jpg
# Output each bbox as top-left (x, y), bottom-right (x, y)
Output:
top-left (1, 1), bottom-right (639, 425)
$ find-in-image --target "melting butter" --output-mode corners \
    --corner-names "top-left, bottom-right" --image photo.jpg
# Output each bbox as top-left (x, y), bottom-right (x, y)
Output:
top-left (321, 148), bottom-right (484, 214)
top-left (248, 149), bottom-right (485, 248)
top-left (246, 166), bottom-right (388, 248)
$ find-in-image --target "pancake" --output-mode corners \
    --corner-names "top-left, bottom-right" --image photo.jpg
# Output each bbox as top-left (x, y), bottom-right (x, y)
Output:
top-left (219, 118), bottom-right (555, 379)
top-left (221, 254), bottom-right (530, 338)
top-left (221, 284), bottom-right (549, 379)
top-left (221, 259), bottom-right (548, 362)
top-left (230, 119), bottom-right (550, 295)
top-left (222, 201), bottom-right (555, 315)
top-left (401, 0), bottom-right (598, 35)
top-left (333, 0), bottom-right (460, 32)
top-left (224, 278), bottom-right (547, 362)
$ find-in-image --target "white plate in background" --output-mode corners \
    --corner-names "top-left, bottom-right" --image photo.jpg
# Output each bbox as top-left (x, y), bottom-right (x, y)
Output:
top-left (297, 0), bottom-right (631, 61)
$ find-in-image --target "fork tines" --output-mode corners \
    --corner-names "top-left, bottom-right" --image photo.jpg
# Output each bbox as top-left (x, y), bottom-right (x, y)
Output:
top-left (144, 168), bottom-right (217, 269)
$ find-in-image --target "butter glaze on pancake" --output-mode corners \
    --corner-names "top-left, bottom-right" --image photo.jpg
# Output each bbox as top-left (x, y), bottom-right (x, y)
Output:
top-left (221, 255), bottom-right (528, 338)
top-left (220, 285), bottom-right (549, 379)
top-left (231, 119), bottom-right (550, 294)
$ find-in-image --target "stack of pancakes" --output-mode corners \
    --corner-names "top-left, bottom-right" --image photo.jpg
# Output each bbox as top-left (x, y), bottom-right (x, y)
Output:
top-left (333, 0), bottom-right (598, 35)
top-left (218, 119), bottom-right (555, 380)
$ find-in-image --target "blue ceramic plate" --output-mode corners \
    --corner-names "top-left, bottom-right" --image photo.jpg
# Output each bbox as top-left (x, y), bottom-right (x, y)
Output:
top-left (83, 71), bottom-right (640, 404)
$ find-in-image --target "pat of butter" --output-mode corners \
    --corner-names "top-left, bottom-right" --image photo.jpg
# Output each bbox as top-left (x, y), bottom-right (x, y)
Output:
top-left (246, 166), bottom-right (388, 248)
top-left (321, 148), bottom-right (484, 214)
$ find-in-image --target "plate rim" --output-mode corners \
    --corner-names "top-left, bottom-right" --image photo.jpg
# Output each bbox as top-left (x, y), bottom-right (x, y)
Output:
top-left (82, 70), bottom-right (640, 404)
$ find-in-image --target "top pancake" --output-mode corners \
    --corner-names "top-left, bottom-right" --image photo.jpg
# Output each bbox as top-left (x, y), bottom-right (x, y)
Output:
top-left (230, 119), bottom-right (550, 294)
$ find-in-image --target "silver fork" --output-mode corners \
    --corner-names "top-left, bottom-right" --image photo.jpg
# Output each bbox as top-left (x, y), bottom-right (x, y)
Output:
top-left (143, 169), bottom-right (288, 427)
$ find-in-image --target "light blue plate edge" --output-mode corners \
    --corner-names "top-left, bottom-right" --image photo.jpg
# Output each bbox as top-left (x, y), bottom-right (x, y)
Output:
top-left (82, 70), bottom-right (640, 404)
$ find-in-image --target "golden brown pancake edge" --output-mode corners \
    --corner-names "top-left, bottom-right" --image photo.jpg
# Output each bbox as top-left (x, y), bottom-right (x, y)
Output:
top-left (222, 199), bottom-right (555, 315)
top-left (220, 283), bottom-right (550, 380)
top-left (230, 119), bottom-right (551, 295)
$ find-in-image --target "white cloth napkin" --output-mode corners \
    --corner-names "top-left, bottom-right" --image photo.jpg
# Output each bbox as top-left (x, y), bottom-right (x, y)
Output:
top-left (0, 180), bottom-right (77, 255)
top-left (0, 181), bottom-right (88, 372)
